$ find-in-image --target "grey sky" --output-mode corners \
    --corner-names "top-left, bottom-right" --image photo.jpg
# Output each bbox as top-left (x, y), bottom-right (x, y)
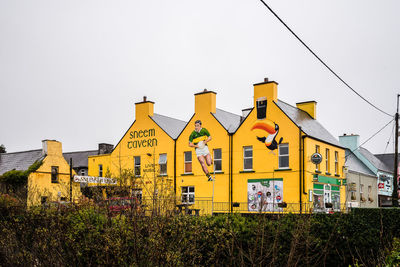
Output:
top-left (1, 0), bottom-right (399, 155)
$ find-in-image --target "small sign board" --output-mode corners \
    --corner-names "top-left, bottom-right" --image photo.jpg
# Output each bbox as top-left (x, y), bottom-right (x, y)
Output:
top-left (311, 153), bottom-right (323, 164)
top-left (73, 175), bottom-right (117, 185)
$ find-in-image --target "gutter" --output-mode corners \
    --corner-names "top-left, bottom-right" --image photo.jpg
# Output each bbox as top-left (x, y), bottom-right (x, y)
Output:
top-left (302, 135), bottom-right (307, 195)
top-left (174, 139), bottom-right (177, 195)
top-left (299, 127), bottom-right (302, 213)
top-left (229, 133), bottom-right (233, 213)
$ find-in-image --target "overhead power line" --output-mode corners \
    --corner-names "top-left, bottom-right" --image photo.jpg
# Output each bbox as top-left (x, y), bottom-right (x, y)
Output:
top-left (258, 0), bottom-right (393, 117)
top-left (383, 119), bottom-right (395, 154)
top-left (345, 118), bottom-right (395, 160)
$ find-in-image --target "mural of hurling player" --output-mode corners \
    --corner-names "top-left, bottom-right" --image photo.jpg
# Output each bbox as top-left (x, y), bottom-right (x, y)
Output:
top-left (189, 120), bottom-right (214, 181)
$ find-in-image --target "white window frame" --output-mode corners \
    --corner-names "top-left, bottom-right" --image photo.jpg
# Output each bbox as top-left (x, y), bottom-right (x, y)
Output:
top-left (181, 186), bottom-right (195, 204)
top-left (349, 182), bottom-right (357, 201)
top-left (132, 189), bottom-right (143, 204)
top-left (334, 151), bottom-right (338, 175)
top-left (360, 184), bottom-right (365, 202)
top-left (51, 166), bottom-right (59, 183)
top-left (98, 164), bottom-right (103, 177)
top-left (243, 146), bottom-right (253, 171)
top-left (315, 145), bottom-right (320, 171)
top-left (368, 185), bottom-right (372, 202)
top-left (184, 151), bottom-right (192, 174)
top-left (326, 149), bottom-right (330, 173)
top-left (278, 143), bottom-right (289, 169)
top-left (159, 153), bottom-right (167, 175)
top-left (134, 156), bottom-right (141, 177)
top-left (213, 148), bottom-right (222, 172)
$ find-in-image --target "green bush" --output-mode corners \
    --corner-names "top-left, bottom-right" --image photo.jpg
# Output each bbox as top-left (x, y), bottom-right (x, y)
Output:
top-left (1, 207), bottom-right (400, 266)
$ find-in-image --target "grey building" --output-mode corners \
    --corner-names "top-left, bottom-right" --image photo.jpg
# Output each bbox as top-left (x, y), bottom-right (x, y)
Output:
top-left (340, 134), bottom-right (393, 207)
top-left (344, 151), bottom-right (378, 208)
top-left (63, 143), bottom-right (114, 176)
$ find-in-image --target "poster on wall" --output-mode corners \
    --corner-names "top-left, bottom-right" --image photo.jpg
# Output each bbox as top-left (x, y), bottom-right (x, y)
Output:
top-left (248, 179), bottom-right (283, 212)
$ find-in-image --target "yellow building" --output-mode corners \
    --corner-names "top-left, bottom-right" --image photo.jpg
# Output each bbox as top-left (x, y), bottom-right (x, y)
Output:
top-left (231, 79), bottom-right (345, 213)
top-left (88, 97), bottom-right (187, 208)
top-left (88, 79), bottom-right (346, 214)
top-left (0, 140), bottom-right (81, 207)
top-left (176, 89), bottom-right (241, 214)
top-left (27, 140), bottom-right (82, 206)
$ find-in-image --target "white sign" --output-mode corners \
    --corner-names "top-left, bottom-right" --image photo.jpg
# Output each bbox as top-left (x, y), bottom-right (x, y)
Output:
top-left (247, 179), bottom-right (283, 212)
top-left (73, 175), bottom-right (117, 185)
top-left (378, 172), bottom-right (393, 196)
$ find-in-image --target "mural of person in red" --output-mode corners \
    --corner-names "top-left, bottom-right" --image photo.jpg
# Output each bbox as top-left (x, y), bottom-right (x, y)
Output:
top-left (189, 120), bottom-right (214, 181)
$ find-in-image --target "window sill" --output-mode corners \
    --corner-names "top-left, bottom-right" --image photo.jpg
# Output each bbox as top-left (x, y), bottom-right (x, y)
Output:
top-left (240, 170), bottom-right (255, 173)
top-left (315, 170), bottom-right (322, 174)
top-left (214, 171), bottom-right (224, 175)
top-left (325, 172), bottom-right (331, 176)
top-left (158, 174), bottom-right (168, 177)
top-left (334, 174), bottom-right (340, 177)
top-left (275, 168), bottom-right (291, 172)
top-left (181, 173), bottom-right (194, 176)
top-left (135, 175), bottom-right (141, 178)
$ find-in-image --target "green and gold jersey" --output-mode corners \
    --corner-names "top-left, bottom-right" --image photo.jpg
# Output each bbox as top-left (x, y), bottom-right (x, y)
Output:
top-left (189, 128), bottom-right (210, 144)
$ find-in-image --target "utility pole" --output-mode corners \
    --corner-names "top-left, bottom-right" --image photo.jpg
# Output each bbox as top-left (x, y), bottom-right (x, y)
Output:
top-left (392, 94), bottom-right (399, 207)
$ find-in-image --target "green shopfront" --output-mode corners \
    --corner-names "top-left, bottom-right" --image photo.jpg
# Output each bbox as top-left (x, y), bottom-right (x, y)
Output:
top-left (312, 175), bottom-right (341, 212)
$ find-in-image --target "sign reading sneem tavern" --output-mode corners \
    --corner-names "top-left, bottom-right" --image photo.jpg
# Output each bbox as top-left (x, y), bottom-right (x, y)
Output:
top-left (127, 128), bottom-right (158, 149)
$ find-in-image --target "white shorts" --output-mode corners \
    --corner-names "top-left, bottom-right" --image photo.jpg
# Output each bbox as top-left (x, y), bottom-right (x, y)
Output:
top-left (195, 145), bottom-right (210, 157)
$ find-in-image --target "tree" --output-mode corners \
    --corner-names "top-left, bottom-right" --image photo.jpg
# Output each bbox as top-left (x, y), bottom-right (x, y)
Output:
top-left (0, 144), bottom-right (6, 153)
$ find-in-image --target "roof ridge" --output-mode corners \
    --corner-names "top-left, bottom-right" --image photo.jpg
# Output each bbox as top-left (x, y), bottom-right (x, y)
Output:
top-left (0, 149), bottom-right (42, 155)
top-left (216, 108), bottom-right (241, 117)
top-left (276, 99), bottom-right (294, 108)
top-left (277, 99), bottom-right (314, 118)
top-left (358, 146), bottom-right (391, 171)
top-left (63, 150), bottom-right (98, 154)
top-left (153, 113), bottom-right (187, 123)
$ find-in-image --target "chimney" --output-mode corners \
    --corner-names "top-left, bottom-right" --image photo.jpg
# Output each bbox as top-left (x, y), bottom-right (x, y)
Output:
top-left (296, 101), bottom-right (317, 119)
top-left (98, 143), bottom-right (114, 155)
top-left (339, 134), bottom-right (360, 151)
top-left (194, 89), bottom-right (216, 114)
top-left (135, 96), bottom-right (154, 120)
top-left (42, 140), bottom-right (62, 156)
top-left (253, 78), bottom-right (278, 120)
top-left (253, 78), bottom-right (278, 104)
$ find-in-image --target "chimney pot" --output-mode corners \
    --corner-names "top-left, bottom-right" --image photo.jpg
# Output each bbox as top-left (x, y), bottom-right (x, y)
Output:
top-left (203, 89), bottom-right (207, 92)
top-left (143, 96), bottom-right (147, 102)
top-left (264, 78), bottom-right (269, 82)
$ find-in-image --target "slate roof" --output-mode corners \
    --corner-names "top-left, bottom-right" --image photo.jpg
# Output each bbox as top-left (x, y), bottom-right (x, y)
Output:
top-left (359, 147), bottom-right (392, 173)
top-left (275, 100), bottom-right (342, 147)
top-left (375, 153), bottom-right (397, 171)
top-left (0, 150), bottom-right (44, 175)
top-left (151, 113), bottom-right (187, 139)
top-left (345, 150), bottom-right (376, 177)
top-left (213, 108), bottom-right (242, 134)
top-left (63, 150), bottom-right (98, 169)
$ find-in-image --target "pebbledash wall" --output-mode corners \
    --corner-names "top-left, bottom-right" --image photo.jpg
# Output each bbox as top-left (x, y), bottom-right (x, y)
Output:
top-left (88, 79), bottom-right (346, 214)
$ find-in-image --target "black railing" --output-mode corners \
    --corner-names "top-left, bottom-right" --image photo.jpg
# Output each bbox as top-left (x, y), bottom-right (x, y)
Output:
top-left (135, 197), bottom-right (348, 215)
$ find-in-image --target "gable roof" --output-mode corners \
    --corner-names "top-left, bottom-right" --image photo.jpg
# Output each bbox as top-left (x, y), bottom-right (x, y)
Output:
top-left (63, 150), bottom-right (98, 169)
top-left (345, 150), bottom-right (376, 177)
top-left (375, 153), bottom-right (397, 171)
top-left (359, 147), bottom-right (392, 173)
top-left (275, 100), bottom-right (342, 147)
top-left (151, 113), bottom-right (187, 139)
top-left (213, 108), bottom-right (242, 134)
top-left (0, 150), bottom-right (44, 175)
